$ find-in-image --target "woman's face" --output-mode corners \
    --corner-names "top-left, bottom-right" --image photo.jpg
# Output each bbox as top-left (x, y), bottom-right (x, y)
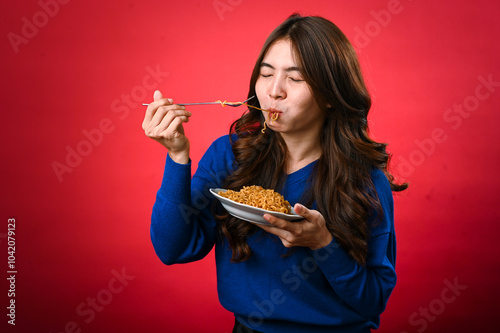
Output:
top-left (255, 39), bottom-right (324, 138)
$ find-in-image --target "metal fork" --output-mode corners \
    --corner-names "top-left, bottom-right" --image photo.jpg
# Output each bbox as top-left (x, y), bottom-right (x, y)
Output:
top-left (142, 96), bottom-right (255, 107)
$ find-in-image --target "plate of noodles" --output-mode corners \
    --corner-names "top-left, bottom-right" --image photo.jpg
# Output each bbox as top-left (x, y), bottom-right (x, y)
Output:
top-left (210, 186), bottom-right (304, 225)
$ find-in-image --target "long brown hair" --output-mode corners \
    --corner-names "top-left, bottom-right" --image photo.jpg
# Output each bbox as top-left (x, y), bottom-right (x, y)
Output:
top-left (218, 14), bottom-right (407, 265)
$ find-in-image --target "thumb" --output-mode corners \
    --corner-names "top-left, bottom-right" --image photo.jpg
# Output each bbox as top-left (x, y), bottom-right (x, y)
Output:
top-left (153, 90), bottom-right (163, 102)
top-left (294, 203), bottom-right (314, 220)
top-left (293, 203), bottom-right (321, 222)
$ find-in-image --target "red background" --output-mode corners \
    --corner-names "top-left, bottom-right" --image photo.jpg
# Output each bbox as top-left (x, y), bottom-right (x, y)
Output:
top-left (2, 0), bottom-right (500, 332)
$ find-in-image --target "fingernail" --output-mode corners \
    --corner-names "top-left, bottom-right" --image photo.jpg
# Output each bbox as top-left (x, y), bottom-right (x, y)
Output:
top-left (168, 98), bottom-right (173, 103)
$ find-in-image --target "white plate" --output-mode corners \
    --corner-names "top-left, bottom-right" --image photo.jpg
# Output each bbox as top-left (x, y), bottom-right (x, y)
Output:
top-left (210, 188), bottom-right (303, 226)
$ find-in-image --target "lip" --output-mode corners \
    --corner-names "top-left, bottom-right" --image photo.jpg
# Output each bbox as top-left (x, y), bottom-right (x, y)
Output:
top-left (267, 107), bottom-right (283, 114)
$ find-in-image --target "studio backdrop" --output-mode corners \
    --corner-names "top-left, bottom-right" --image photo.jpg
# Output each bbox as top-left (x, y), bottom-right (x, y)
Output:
top-left (1, 0), bottom-right (499, 332)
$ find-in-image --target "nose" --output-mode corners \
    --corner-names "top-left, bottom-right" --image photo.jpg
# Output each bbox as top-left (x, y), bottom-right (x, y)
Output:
top-left (269, 75), bottom-right (286, 100)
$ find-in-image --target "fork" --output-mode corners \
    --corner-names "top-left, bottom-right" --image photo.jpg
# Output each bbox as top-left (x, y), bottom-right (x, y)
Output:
top-left (142, 96), bottom-right (255, 107)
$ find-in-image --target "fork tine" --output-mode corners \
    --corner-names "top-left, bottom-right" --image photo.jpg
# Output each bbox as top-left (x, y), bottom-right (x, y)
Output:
top-left (224, 95), bottom-right (255, 107)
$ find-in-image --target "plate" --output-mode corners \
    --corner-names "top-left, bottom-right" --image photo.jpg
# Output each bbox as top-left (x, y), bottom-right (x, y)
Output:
top-left (210, 188), bottom-right (304, 226)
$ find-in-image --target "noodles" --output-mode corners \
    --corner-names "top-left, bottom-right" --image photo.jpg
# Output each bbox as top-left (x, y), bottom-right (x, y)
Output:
top-left (261, 119), bottom-right (268, 133)
top-left (213, 99), bottom-right (278, 134)
top-left (243, 103), bottom-right (269, 113)
top-left (219, 185), bottom-right (291, 214)
top-left (261, 112), bottom-right (280, 134)
top-left (215, 100), bottom-right (233, 107)
top-left (215, 100), bottom-right (268, 113)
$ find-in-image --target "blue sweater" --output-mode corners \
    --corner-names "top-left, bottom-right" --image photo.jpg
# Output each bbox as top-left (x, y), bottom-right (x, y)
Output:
top-left (151, 135), bottom-right (397, 333)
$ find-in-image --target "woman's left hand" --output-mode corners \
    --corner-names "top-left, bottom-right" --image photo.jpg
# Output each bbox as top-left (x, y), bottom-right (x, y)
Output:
top-left (257, 204), bottom-right (333, 250)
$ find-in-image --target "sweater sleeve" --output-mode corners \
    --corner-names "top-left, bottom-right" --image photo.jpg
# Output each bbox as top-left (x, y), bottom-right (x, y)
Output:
top-left (150, 136), bottom-right (233, 265)
top-left (313, 169), bottom-right (397, 320)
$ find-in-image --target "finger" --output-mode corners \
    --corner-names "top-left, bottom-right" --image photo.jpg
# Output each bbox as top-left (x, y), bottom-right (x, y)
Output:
top-left (149, 105), bottom-right (185, 128)
top-left (256, 220), bottom-right (289, 239)
top-left (155, 110), bottom-right (191, 135)
top-left (153, 90), bottom-right (173, 106)
top-left (144, 102), bottom-right (170, 129)
top-left (158, 113), bottom-right (190, 139)
top-left (143, 93), bottom-right (173, 127)
top-left (263, 214), bottom-right (299, 233)
top-left (153, 90), bottom-right (163, 102)
top-left (153, 108), bottom-right (190, 132)
top-left (293, 203), bottom-right (319, 222)
top-left (146, 110), bottom-right (189, 139)
top-left (257, 221), bottom-right (296, 248)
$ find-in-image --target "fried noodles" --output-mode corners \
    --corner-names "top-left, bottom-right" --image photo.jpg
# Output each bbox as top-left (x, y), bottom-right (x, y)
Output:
top-left (219, 185), bottom-right (291, 214)
top-left (261, 112), bottom-right (279, 134)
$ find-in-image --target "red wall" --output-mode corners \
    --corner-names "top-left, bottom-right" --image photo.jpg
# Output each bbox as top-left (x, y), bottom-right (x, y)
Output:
top-left (2, 0), bottom-right (499, 332)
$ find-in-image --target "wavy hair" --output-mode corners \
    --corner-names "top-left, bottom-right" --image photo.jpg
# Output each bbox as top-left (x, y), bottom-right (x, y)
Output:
top-left (218, 14), bottom-right (407, 265)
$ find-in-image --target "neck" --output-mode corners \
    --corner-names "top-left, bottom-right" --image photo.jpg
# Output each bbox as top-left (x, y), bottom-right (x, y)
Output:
top-left (281, 131), bottom-right (322, 174)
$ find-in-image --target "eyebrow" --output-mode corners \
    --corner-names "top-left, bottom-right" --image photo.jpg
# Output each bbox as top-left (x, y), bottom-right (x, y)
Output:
top-left (260, 62), bottom-right (301, 72)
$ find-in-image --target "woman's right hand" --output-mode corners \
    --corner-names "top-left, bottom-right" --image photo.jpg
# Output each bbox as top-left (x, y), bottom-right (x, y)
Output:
top-left (142, 90), bottom-right (192, 164)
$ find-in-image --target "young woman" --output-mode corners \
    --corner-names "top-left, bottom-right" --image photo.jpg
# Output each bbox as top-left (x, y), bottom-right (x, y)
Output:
top-left (143, 14), bottom-right (407, 333)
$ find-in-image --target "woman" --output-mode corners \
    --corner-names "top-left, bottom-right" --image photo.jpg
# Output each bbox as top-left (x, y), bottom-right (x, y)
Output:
top-left (143, 14), bottom-right (407, 333)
